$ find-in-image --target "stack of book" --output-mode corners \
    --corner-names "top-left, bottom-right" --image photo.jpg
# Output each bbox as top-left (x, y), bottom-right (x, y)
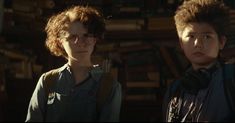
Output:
top-left (119, 46), bottom-right (161, 101)
top-left (147, 17), bottom-right (175, 30)
top-left (105, 19), bottom-right (145, 31)
top-left (0, 0), bottom-right (3, 34)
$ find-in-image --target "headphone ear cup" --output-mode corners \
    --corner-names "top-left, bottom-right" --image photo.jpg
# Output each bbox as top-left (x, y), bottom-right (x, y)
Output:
top-left (181, 71), bottom-right (200, 93)
top-left (197, 69), bottom-right (211, 88)
top-left (180, 69), bottom-right (211, 94)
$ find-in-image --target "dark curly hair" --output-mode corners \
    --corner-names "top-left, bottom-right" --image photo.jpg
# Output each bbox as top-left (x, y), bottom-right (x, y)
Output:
top-left (174, 0), bottom-right (229, 39)
top-left (45, 6), bottom-right (105, 58)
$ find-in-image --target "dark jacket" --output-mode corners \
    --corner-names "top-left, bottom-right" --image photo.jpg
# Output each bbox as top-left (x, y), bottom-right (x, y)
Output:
top-left (163, 63), bottom-right (235, 122)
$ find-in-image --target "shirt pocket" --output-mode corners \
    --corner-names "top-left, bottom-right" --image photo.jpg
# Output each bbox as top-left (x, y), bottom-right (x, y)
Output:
top-left (46, 92), bottom-right (70, 120)
top-left (47, 92), bottom-right (70, 105)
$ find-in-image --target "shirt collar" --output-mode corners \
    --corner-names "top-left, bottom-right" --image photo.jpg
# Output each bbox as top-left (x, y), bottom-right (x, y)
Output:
top-left (61, 63), bottom-right (103, 82)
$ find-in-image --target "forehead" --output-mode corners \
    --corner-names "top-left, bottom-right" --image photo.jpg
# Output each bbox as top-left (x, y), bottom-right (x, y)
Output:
top-left (67, 21), bottom-right (87, 34)
top-left (182, 22), bottom-right (217, 35)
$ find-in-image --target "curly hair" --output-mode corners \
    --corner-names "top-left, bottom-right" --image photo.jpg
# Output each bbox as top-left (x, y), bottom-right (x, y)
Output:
top-left (45, 6), bottom-right (105, 58)
top-left (174, 0), bottom-right (229, 39)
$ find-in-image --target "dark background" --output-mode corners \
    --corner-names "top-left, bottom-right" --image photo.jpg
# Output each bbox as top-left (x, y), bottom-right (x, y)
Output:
top-left (1, 0), bottom-right (235, 122)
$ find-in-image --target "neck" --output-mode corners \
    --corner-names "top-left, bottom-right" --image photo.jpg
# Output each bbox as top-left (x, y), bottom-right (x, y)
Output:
top-left (192, 60), bottom-right (218, 70)
top-left (68, 56), bottom-right (92, 67)
top-left (68, 57), bottom-right (93, 72)
top-left (67, 58), bottom-right (93, 84)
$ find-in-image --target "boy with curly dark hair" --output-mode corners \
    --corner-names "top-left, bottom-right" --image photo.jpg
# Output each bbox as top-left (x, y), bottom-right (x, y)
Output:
top-left (163, 0), bottom-right (235, 122)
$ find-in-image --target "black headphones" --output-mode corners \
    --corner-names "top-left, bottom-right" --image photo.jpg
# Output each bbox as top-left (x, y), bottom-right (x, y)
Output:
top-left (179, 63), bottom-right (219, 95)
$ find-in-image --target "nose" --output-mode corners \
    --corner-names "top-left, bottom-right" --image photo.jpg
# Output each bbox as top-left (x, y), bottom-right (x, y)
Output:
top-left (73, 37), bottom-right (79, 44)
top-left (194, 38), bottom-right (204, 49)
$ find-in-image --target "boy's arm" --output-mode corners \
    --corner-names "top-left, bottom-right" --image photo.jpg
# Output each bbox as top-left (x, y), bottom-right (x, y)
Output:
top-left (99, 80), bottom-right (122, 122)
top-left (25, 74), bottom-right (47, 122)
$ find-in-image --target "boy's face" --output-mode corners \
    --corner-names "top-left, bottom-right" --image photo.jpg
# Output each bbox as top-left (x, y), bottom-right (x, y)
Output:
top-left (179, 22), bottom-right (226, 68)
top-left (60, 21), bottom-right (97, 60)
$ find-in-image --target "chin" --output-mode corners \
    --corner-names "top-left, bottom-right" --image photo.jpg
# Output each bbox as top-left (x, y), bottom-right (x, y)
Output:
top-left (190, 58), bottom-right (216, 66)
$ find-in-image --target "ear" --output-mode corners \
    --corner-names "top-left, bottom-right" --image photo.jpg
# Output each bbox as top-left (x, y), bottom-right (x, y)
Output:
top-left (219, 36), bottom-right (227, 50)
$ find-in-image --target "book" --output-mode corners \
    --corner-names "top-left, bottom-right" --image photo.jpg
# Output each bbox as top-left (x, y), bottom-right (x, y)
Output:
top-left (125, 94), bottom-right (157, 101)
top-left (159, 46), bottom-right (180, 78)
top-left (126, 81), bottom-right (160, 88)
top-left (36, 0), bottom-right (55, 9)
top-left (118, 44), bottom-right (152, 53)
top-left (0, 0), bottom-right (3, 34)
top-left (12, 0), bottom-right (36, 12)
top-left (105, 19), bottom-right (145, 31)
top-left (96, 42), bottom-right (117, 53)
top-left (126, 64), bottom-right (158, 73)
top-left (14, 11), bottom-right (36, 23)
top-left (147, 17), bottom-right (175, 30)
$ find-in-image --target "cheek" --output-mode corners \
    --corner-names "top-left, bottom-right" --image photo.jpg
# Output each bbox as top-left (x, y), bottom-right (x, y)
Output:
top-left (181, 41), bottom-right (193, 52)
top-left (183, 48), bottom-right (192, 59)
top-left (206, 43), bottom-right (220, 57)
top-left (181, 44), bottom-right (192, 59)
top-left (203, 50), bottom-right (218, 60)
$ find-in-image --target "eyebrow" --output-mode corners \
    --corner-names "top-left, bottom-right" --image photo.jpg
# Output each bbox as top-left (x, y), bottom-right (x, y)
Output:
top-left (187, 31), bottom-right (215, 35)
top-left (201, 31), bottom-right (214, 34)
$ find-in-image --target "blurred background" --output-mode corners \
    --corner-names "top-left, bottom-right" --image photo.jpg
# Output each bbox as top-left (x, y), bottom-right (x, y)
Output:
top-left (0, 0), bottom-right (235, 122)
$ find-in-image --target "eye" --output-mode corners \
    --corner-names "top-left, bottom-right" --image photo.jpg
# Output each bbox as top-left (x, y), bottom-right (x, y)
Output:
top-left (203, 35), bottom-right (212, 40)
top-left (83, 33), bottom-right (94, 38)
top-left (66, 34), bottom-right (78, 42)
top-left (187, 34), bottom-right (195, 39)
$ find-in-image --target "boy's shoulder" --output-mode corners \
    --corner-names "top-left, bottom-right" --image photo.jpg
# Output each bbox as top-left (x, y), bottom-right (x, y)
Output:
top-left (222, 63), bottom-right (235, 114)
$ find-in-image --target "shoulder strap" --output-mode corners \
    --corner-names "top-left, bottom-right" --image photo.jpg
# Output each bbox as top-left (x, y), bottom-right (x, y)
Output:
top-left (42, 68), bottom-right (60, 121)
top-left (96, 72), bottom-right (114, 113)
top-left (223, 64), bottom-right (235, 114)
top-left (43, 69), bottom-right (60, 97)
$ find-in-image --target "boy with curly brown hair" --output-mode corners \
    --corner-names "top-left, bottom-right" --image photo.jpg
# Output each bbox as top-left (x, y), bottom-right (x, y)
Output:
top-left (26, 6), bottom-right (122, 122)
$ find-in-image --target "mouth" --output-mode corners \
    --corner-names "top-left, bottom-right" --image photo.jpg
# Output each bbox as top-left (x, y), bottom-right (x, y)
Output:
top-left (193, 52), bottom-right (204, 57)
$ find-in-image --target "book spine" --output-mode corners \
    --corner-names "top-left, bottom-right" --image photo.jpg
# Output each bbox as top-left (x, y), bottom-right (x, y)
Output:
top-left (0, 0), bottom-right (3, 34)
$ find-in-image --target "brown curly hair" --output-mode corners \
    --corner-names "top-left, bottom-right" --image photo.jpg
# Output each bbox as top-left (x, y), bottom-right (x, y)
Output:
top-left (174, 0), bottom-right (229, 39)
top-left (45, 6), bottom-right (105, 58)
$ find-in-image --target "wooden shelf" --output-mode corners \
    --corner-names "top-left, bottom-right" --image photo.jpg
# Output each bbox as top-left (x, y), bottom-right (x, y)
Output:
top-left (104, 30), bottom-right (178, 41)
top-left (126, 81), bottom-right (160, 88)
top-left (125, 94), bottom-right (157, 101)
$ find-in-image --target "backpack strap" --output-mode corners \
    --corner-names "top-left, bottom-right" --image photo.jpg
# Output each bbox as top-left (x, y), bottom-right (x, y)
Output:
top-left (43, 69), bottom-right (60, 98)
top-left (42, 68), bottom-right (60, 121)
top-left (96, 72), bottom-right (113, 113)
top-left (223, 64), bottom-right (235, 114)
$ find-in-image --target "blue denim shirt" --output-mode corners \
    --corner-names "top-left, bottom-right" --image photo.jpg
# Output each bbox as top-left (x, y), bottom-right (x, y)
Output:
top-left (25, 64), bottom-right (122, 122)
